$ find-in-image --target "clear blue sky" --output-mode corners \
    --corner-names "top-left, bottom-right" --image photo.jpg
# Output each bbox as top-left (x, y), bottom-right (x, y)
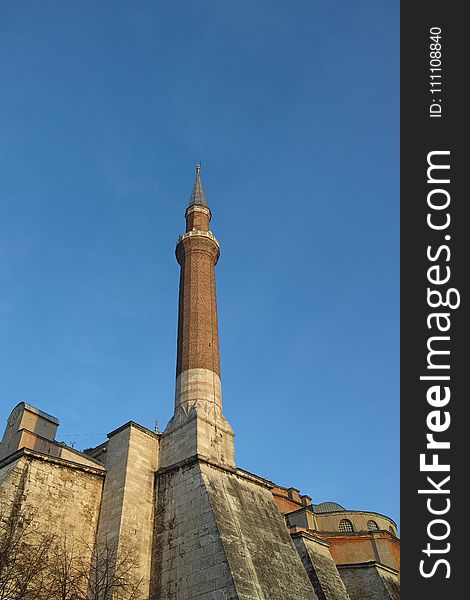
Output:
top-left (0, 1), bottom-right (399, 526)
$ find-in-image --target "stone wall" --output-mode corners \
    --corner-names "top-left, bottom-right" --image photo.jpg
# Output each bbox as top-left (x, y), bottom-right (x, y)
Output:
top-left (152, 459), bottom-right (237, 599)
top-left (338, 562), bottom-right (400, 600)
top-left (152, 459), bottom-right (320, 600)
top-left (200, 461), bottom-right (318, 600)
top-left (291, 532), bottom-right (351, 600)
top-left (323, 532), bottom-right (400, 571)
top-left (0, 450), bottom-right (103, 550)
top-left (96, 422), bottom-right (159, 598)
top-left (374, 534), bottom-right (401, 571)
top-left (159, 409), bottom-right (235, 469)
top-left (151, 461), bottom-right (317, 600)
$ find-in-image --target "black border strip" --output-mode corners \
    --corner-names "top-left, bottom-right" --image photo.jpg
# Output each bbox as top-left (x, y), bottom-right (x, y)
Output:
top-left (401, 2), bottom-right (466, 596)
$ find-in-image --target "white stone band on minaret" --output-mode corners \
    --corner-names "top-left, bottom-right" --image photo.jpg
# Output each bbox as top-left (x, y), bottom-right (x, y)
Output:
top-left (175, 368), bottom-right (222, 416)
top-left (175, 369), bottom-right (222, 412)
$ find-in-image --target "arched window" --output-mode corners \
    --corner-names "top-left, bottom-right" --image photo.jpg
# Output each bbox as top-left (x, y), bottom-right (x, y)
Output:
top-left (367, 520), bottom-right (379, 531)
top-left (339, 519), bottom-right (354, 533)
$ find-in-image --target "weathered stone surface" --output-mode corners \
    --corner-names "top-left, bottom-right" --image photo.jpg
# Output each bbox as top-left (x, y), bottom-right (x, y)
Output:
top-left (160, 408), bottom-right (235, 470)
top-left (152, 454), bottom-right (317, 600)
top-left (292, 532), bottom-right (351, 600)
top-left (152, 459), bottom-right (318, 600)
top-left (152, 460), bottom-right (238, 600)
top-left (338, 562), bottom-right (400, 600)
top-left (0, 451), bottom-right (103, 548)
top-left (202, 462), bottom-right (318, 600)
top-left (96, 422), bottom-right (159, 598)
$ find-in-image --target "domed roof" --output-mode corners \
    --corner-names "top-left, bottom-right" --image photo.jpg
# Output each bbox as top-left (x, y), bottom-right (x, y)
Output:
top-left (312, 501), bottom-right (346, 513)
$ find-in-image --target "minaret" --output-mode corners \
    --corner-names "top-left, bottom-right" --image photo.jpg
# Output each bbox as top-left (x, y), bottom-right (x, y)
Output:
top-left (160, 165), bottom-right (235, 468)
top-left (175, 164), bottom-right (222, 417)
top-left (153, 168), bottom-right (319, 600)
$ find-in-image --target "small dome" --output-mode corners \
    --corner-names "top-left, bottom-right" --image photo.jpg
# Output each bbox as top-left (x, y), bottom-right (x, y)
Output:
top-left (312, 501), bottom-right (346, 513)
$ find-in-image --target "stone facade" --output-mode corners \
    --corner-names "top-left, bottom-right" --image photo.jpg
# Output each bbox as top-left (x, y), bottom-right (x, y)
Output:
top-left (152, 458), bottom-right (318, 600)
top-left (292, 532), bottom-right (351, 600)
top-left (152, 460), bottom-right (237, 599)
top-left (0, 449), bottom-right (104, 571)
top-left (202, 464), bottom-right (318, 600)
top-left (94, 422), bottom-right (160, 598)
top-left (338, 563), bottom-right (400, 600)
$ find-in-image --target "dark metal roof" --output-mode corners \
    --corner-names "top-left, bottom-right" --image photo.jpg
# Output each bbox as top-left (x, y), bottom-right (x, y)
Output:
top-left (312, 501), bottom-right (346, 513)
top-left (188, 163), bottom-right (208, 208)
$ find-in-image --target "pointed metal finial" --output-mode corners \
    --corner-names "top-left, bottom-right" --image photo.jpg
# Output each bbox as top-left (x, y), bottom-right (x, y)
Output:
top-left (196, 163), bottom-right (201, 176)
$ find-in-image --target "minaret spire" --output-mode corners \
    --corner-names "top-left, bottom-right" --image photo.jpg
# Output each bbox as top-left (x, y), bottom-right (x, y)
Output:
top-left (160, 166), bottom-right (235, 469)
top-left (188, 162), bottom-right (208, 208)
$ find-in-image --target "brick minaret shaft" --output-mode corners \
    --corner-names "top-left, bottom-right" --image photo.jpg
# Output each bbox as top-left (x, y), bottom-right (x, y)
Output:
top-left (174, 164), bottom-right (223, 419)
